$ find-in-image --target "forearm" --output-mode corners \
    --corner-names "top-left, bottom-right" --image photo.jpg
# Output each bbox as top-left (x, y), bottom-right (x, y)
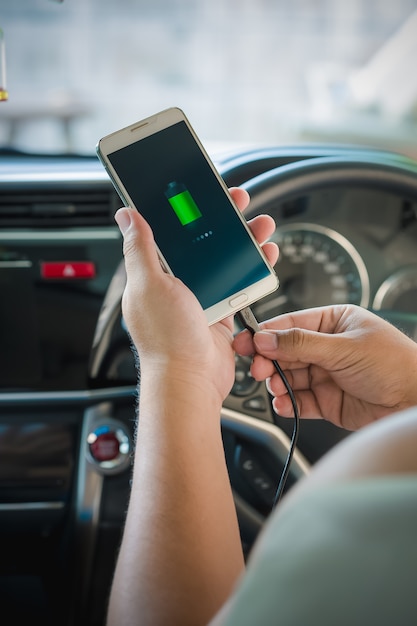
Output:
top-left (107, 367), bottom-right (244, 626)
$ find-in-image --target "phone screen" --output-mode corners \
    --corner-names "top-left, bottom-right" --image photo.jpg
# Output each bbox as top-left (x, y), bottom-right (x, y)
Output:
top-left (107, 120), bottom-right (272, 310)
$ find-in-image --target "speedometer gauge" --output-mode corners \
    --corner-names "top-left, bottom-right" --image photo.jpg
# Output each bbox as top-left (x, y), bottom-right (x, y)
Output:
top-left (254, 223), bottom-right (370, 320)
top-left (373, 266), bottom-right (417, 313)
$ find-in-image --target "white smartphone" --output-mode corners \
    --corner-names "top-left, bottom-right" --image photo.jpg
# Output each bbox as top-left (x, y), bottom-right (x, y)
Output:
top-left (96, 107), bottom-right (278, 325)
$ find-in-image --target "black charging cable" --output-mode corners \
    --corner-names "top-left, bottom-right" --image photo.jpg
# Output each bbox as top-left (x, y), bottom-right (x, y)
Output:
top-left (237, 306), bottom-right (300, 509)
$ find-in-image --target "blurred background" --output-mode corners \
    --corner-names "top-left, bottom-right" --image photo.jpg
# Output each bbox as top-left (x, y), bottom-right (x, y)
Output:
top-left (1, 0), bottom-right (416, 156)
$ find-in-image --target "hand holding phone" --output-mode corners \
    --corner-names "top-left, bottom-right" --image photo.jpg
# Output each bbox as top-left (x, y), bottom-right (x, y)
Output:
top-left (97, 108), bottom-right (278, 324)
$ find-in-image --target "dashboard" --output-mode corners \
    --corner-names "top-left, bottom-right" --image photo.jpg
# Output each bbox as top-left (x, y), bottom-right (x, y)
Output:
top-left (1, 146), bottom-right (417, 625)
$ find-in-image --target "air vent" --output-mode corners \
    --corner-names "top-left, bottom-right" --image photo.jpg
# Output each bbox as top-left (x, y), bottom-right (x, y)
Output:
top-left (0, 190), bottom-right (119, 228)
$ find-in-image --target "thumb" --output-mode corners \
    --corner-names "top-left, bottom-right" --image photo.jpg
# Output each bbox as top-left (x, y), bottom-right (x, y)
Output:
top-left (254, 328), bottom-right (337, 366)
top-left (115, 207), bottom-right (161, 283)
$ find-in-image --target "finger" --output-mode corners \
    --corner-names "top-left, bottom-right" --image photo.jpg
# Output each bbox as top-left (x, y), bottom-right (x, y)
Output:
top-left (261, 241), bottom-right (279, 267)
top-left (271, 393), bottom-right (298, 418)
top-left (232, 329), bottom-right (256, 356)
top-left (265, 369), bottom-right (326, 420)
top-left (235, 306), bottom-right (335, 363)
top-left (246, 213), bottom-right (276, 244)
top-left (229, 187), bottom-right (250, 212)
top-left (229, 190), bottom-right (278, 264)
top-left (253, 327), bottom-right (342, 371)
top-left (271, 389), bottom-right (322, 420)
top-left (115, 207), bottom-right (162, 287)
top-left (258, 305), bottom-right (349, 334)
top-left (264, 369), bottom-right (303, 419)
top-left (250, 352), bottom-right (280, 379)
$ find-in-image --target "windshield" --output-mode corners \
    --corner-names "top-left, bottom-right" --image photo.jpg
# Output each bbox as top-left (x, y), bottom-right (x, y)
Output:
top-left (1, 0), bottom-right (417, 157)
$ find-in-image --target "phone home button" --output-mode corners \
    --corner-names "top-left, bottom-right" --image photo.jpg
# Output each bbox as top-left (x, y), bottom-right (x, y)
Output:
top-left (229, 293), bottom-right (249, 308)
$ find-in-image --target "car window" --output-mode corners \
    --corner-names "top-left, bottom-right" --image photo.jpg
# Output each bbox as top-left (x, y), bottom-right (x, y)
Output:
top-left (0, 0), bottom-right (416, 156)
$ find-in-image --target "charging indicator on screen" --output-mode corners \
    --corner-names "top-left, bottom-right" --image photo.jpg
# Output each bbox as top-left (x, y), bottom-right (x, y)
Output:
top-left (165, 181), bottom-right (202, 226)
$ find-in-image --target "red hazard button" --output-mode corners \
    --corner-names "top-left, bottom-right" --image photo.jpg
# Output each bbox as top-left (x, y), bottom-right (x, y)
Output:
top-left (41, 261), bottom-right (96, 280)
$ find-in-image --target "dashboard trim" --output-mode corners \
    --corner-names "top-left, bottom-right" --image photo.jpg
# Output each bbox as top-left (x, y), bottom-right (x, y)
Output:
top-left (221, 407), bottom-right (310, 480)
top-left (0, 501), bottom-right (66, 511)
top-left (0, 386), bottom-right (137, 407)
top-left (0, 227), bottom-right (121, 241)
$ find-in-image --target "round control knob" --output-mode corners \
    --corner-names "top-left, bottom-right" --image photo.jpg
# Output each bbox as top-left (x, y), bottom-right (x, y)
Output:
top-left (87, 423), bottom-right (131, 473)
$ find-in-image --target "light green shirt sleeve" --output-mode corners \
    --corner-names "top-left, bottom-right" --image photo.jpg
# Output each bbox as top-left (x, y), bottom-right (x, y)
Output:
top-left (224, 476), bottom-right (417, 626)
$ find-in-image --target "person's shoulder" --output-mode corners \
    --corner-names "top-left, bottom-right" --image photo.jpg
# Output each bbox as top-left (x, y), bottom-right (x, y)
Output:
top-left (223, 474), bottom-right (417, 626)
top-left (221, 409), bottom-right (417, 626)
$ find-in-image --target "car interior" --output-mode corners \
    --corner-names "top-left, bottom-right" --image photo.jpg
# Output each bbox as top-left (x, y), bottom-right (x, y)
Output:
top-left (1, 2), bottom-right (417, 625)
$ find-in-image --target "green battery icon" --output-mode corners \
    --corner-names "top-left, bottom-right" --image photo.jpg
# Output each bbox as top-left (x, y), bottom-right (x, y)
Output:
top-left (165, 182), bottom-right (202, 226)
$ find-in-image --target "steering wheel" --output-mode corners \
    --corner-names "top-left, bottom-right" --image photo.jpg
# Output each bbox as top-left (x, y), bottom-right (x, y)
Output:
top-left (241, 152), bottom-right (417, 218)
